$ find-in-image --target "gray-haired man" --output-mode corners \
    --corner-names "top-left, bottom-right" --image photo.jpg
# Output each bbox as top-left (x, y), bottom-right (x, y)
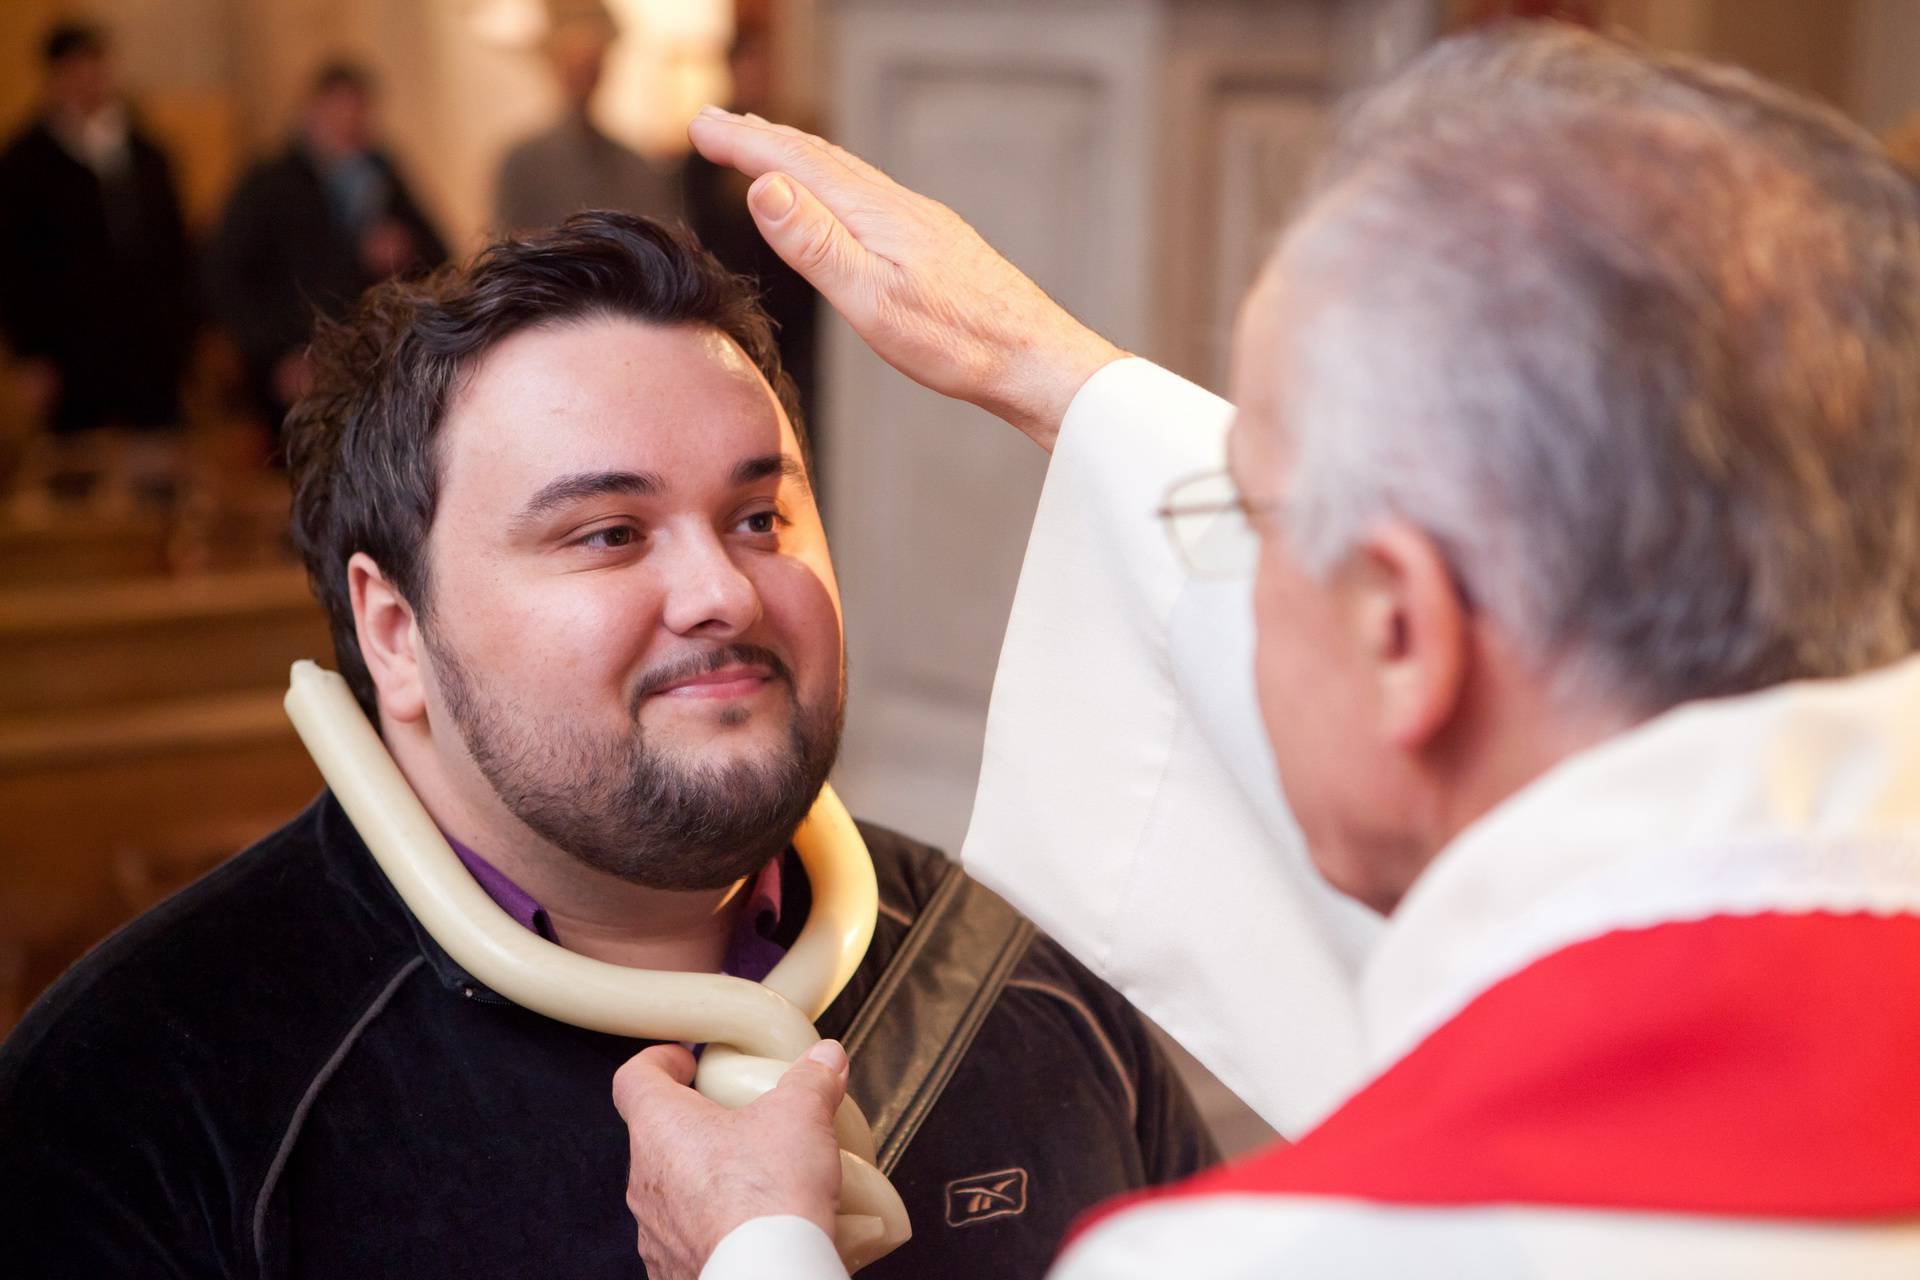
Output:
top-left (612, 22), bottom-right (1920, 1280)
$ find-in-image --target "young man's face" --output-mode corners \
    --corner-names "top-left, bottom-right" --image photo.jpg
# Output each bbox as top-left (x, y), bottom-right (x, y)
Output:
top-left (417, 316), bottom-right (844, 889)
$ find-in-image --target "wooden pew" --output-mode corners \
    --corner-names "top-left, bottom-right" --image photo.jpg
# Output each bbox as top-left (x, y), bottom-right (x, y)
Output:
top-left (0, 426), bottom-right (294, 586)
top-left (0, 511), bottom-right (173, 586)
top-left (0, 566), bottom-right (329, 716)
top-left (0, 694), bottom-right (322, 1011)
top-left (0, 568), bottom-right (336, 1034)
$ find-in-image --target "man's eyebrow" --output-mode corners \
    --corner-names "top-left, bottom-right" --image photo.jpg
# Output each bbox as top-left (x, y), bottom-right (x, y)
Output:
top-left (512, 470), bottom-right (663, 530)
top-left (731, 452), bottom-right (811, 496)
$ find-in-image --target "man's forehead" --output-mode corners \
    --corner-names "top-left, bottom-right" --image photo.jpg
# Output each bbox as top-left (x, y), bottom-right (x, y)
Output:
top-left (438, 317), bottom-right (789, 500)
top-left (454, 317), bottom-right (768, 411)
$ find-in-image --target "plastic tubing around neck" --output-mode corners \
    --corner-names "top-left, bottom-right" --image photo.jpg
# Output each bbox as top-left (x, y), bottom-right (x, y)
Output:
top-left (283, 661), bottom-right (910, 1269)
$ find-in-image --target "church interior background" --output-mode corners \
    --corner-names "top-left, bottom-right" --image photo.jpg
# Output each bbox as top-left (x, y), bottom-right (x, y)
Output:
top-left (3, 0), bottom-right (1918, 1153)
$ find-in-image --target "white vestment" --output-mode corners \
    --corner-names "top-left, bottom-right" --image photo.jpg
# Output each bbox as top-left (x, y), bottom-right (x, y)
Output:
top-left (960, 359), bottom-right (1383, 1134)
top-left (701, 360), bottom-right (1920, 1279)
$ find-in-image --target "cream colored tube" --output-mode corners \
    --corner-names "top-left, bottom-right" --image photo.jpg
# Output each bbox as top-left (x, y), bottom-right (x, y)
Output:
top-left (284, 662), bottom-right (910, 1269)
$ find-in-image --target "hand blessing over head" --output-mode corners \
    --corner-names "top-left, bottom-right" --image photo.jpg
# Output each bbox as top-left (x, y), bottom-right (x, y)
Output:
top-left (687, 108), bottom-right (1124, 450)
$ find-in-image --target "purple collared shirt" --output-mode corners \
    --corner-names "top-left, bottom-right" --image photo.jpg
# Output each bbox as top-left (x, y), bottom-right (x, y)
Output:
top-left (446, 837), bottom-right (787, 983)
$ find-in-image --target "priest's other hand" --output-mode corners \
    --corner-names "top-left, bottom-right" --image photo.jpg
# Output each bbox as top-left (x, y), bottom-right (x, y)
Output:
top-left (687, 107), bottom-right (1124, 451)
top-left (613, 1040), bottom-right (848, 1280)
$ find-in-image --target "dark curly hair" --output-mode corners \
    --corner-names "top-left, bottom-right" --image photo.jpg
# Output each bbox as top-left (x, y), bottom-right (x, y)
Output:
top-left (285, 210), bottom-right (804, 721)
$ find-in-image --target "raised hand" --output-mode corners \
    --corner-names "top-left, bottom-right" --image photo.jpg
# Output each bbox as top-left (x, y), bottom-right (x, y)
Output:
top-left (687, 107), bottom-right (1125, 451)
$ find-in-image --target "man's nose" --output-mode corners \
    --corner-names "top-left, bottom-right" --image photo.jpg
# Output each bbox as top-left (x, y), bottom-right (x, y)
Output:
top-left (659, 530), bottom-right (763, 637)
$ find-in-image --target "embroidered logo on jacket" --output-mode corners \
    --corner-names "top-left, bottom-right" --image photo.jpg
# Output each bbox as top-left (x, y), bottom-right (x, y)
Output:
top-left (944, 1168), bottom-right (1029, 1227)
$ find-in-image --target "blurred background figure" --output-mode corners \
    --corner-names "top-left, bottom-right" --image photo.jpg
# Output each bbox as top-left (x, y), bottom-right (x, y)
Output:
top-left (493, 0), bottom-right (682, 232)
top-left (684, 16), bottom-right (819, 431)
top-left (0, 20), bottom-right (194, 437)
top-left (205, 60), bottom-right (446, 435)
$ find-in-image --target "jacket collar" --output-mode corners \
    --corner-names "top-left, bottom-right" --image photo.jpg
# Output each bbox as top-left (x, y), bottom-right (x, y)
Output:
top-left (309, 790), bottom-right (486, 994)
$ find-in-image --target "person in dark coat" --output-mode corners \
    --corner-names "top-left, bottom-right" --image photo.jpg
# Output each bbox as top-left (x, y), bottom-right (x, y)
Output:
top-left (493, 2), bottom-right (681, 234)
top-left (0, 22), bottom-right (196, 435)
top-left (205, 60), bottom-right (447, 433)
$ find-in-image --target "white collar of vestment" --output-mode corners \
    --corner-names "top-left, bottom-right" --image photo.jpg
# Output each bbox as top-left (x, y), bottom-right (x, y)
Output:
top-left (1356, 653), bottom-right (1920, 1076)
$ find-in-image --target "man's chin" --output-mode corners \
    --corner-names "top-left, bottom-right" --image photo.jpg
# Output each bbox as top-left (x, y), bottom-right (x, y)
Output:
top-left (645, 706), bottom-right (794, 756)
top-left (648, 729), bottom-right (804, 783)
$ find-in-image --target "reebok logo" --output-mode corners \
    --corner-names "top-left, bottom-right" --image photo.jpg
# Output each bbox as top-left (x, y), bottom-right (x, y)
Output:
top-left (944, 1167), bottom-right (1028, 1227)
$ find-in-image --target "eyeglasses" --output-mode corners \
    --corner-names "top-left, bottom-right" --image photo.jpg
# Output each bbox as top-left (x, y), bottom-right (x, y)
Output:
top-left (1156, 469), bottom-right (1280, 580)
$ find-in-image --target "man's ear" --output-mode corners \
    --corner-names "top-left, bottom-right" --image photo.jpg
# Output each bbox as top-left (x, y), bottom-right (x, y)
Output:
top-left (1346, 519), bottom-right (1470, 752)
top-left (347, 551), bottom-right (429, 725)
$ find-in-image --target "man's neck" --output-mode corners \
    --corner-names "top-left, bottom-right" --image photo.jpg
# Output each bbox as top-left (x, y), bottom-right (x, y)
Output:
top-left (387, 726), bottom-right (752, 974)
top-left (1395, 654), bottom-right (1645, 913)
top-left (1335, 626), bottom-right (1649, 919)
top-left (534, 873), bottom-right (749, 974)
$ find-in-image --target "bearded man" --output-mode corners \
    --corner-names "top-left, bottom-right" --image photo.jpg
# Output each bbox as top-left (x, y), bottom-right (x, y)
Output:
top-left (0, 213), bottom-right (1215, 1278)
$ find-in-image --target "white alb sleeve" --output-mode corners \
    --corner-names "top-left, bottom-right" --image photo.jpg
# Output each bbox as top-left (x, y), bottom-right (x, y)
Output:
top-left (699, 1216), bottom-right (848, 1280)
top-left (959, 358), bottom-right (1383, 1134)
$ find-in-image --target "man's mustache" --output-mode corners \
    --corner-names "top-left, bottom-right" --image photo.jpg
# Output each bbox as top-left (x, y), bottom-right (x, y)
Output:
top-left (629, 644), bottom-right (794, 713)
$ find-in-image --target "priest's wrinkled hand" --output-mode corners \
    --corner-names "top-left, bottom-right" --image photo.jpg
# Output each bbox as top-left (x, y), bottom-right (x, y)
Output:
top-left (613, 1040), bottom-right (849, 1280)
top-left (687, 106), bottom-right (1124, 451)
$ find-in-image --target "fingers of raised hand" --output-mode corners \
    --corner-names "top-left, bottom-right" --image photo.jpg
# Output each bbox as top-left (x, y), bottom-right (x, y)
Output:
top-left (690, 110), bottom-right (876, 197)
top-left (770, 183), bottom-right (849, 276)
top-left (746, 175), bottom-right (893, 331)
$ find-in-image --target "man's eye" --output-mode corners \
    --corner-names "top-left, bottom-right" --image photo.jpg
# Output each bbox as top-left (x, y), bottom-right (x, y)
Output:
top-left (579, 525), bottom-right (639, 549)
top-left (739, 511), bottom-right (785, 536)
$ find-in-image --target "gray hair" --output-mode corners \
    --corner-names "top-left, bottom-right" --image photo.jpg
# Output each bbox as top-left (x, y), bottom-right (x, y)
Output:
top-left (1271, 23), bottom-right (1920, 710)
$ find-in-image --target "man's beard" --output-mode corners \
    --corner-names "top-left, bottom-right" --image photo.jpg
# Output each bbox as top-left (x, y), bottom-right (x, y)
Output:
top-left (432, 636), bottom-right (843, 892)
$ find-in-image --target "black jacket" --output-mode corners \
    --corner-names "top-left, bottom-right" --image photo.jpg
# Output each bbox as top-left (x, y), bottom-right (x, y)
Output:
top-left (0, 793), bottom-right (1215, 1278)
top-left (204, 144), bottom-right (447, 422)
top-left (0, 116), bottom-right (196, 432)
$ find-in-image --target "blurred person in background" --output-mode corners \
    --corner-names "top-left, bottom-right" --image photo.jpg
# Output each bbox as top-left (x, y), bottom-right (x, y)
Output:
top-left (685, 20), bottom-right (819, 434)
top-left (493, 0), bottom-right (682, 233)
top-left (0, 20), bottom-right (195, 435)
top-left (206, 60), bottom-right (446, 437)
